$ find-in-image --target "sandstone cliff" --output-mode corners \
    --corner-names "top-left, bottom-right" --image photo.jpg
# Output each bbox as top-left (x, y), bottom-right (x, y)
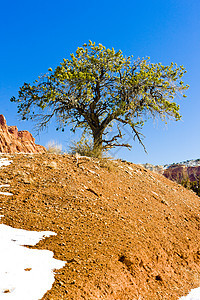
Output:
top-left (0, 115), bottom-right (46, 153)
top-left (163, 165), bottom-right (200, 182)
top-left (142, 161), bottom-right (200, 183)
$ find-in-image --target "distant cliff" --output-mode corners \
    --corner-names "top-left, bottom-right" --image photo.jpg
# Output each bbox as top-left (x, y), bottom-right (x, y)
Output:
top-left (142, 160), bottom-right (200, 183)
top-left (0, 114), bottom-right (46, 153)
top-left (163, 165), bottom-right (200, 183)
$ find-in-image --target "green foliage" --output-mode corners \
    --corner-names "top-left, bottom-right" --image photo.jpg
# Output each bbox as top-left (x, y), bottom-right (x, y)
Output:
top-left (69, 135), bottom-right (103, 158)
top-left (11, 41), bottom-right (189, 155)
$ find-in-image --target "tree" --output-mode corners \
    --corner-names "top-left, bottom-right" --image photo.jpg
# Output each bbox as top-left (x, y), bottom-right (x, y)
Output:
top-left (11, 41), bottom-right (188, 157)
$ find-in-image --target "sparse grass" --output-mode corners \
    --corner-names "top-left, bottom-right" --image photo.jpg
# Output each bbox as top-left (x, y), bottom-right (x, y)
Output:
top-left (69, 137), bottom-right (118, 171)
top-left (69, 137), bottom-right (103, 158)
top-left (46, 141), bottom-right (63, 154)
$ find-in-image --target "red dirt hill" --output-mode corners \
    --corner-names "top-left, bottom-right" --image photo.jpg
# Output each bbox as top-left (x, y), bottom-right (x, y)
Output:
top-left (1, 153), bottom-right (200, 299)
top-left (0, 114), bottom-right (46, 153)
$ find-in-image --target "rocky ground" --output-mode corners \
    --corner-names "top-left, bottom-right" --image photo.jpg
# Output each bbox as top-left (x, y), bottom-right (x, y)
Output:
top-left (1, 153), bottom-right (200, 299)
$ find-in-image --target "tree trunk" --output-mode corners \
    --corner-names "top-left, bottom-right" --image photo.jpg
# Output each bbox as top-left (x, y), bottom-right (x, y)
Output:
top-left (92, 129), bottom-right (103, 157)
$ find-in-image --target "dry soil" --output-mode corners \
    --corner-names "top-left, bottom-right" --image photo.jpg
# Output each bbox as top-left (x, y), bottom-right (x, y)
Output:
top-left (1, 153), bottom-right (200, 299)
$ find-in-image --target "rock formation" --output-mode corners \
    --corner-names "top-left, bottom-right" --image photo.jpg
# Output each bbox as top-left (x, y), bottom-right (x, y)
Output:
top-left (142, 159), bottom-right (200, 183)
top-left (163, 164), bottom-right (200, 182)
top-left (0, 114), bottom-right (46, 153)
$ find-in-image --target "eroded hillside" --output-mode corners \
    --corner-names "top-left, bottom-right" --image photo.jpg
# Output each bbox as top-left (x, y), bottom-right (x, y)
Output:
top-left (1, 153), bottom-right (200, 299)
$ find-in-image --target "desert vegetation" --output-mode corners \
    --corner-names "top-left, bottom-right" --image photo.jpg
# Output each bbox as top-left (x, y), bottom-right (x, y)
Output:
top-left (181, 177), bottom-right (200, 197)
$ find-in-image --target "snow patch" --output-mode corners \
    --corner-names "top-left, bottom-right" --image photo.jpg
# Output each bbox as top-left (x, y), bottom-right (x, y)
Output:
top-left (179, 287), bottom-right (200, 299)
top-left (0, 158), bottom-right (12, 168)
top-left (0, 192), bottom-right (13, 196)
top-left (0, 224), bottom-right (65, 299)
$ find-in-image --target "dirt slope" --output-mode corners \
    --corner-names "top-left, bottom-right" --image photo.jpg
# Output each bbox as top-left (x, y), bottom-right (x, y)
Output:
top-left (1, 153), bottom-right (200, 299)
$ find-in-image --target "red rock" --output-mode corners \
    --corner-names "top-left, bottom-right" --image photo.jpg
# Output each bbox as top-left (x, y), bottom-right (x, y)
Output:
top-left (163, 165), bottom-right (200, 183)
top-left (0, 114), bottom-right (46, 153)
top-left (0, 114), bottom-right (7, 130)
top-left (8, 126), bottom-right (18, 138)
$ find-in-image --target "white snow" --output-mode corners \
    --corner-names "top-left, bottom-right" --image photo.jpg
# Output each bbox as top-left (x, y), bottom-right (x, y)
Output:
top-left (179, 288), bottom-right (200, 300)
top-left (0, 224), bottom-right (65, 299)
top-left (0, 185), bottom-right (10, 188)
top-left (0, 157), bottom-right (66, 299)
top-left (0, 192), bottom-right (13, 196)
top-left (0, 158), bottom-right (12, 168)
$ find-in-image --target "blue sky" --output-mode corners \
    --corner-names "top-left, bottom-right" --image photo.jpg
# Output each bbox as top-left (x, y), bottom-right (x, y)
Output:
top-left (0, 0), bottom-right (199, 165)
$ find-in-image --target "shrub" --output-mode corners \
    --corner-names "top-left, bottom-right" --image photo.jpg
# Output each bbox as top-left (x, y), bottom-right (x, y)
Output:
top-left (181, 177), bottom-right (200, 196)
top-left (46, 140), bottom-right (63, 154)
top-left (69, 136), bottom-right (104, 158)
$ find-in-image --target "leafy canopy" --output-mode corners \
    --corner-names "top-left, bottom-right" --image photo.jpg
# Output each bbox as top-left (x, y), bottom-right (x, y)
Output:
top-left (11, 41), bottom-right (189, 155)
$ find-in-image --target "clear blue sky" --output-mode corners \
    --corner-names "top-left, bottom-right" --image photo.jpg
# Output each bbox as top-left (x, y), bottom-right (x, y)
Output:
top-left (0, 0), bottom-right (199, 165)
